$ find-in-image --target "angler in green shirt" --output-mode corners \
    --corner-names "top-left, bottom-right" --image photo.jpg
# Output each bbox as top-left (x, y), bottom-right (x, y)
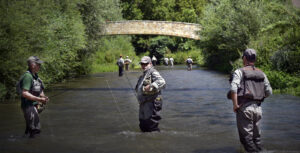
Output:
top-left (20, 56), bottom-right (49, 138)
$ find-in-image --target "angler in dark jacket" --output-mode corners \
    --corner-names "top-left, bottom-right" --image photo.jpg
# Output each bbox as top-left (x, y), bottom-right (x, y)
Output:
top-left (230, 49), bottom-right (272, 152)
top-left (135, 56), bottom-right (166, 132)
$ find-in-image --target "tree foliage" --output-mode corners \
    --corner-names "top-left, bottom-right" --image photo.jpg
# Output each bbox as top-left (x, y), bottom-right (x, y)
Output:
top-left (120, 0), bottom-right (207, 62)
top-left (0, 0), bottom-right (87, 99)
top-left (200, 0), bottom-right (262, 72)
top-left (199, 0), bottom-right (300, 94)
top-left (0, 0), bottom-right (131, 100)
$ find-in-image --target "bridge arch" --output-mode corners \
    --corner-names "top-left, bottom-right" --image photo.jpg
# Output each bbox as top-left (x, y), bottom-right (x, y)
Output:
top-left (100, 20), bottom-right (201, 40)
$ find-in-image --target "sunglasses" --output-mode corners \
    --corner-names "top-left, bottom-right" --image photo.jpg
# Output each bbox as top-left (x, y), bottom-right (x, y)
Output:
top-left (141, 63), bottom-right (149, 66)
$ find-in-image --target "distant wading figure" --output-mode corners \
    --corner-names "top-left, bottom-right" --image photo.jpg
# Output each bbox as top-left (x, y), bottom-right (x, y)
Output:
top-left (135, 56), bottom-right (166, 132)
top-left (117, 55), bottom-right (124, 76)
top-left (229, 49), bottom-right (272, 153)
top-left (169, 57), bottom-right (174, 67)
top-left (152, 56), bottom-right (157, 66)
top-left (186, 56), bottom-right (193, 71)
top-left (19, 56), bottom-right (49, 138)
top-left (163, 57), bottom-right (169, 66)
top-left (124, 56), bottom-right (132, 71)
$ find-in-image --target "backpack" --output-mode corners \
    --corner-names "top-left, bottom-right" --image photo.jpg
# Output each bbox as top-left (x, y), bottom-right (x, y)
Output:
top-left (186, 59), bottom-right (192, 64)
top-left (237, 67), bottom-right (266, 101)
top-left (117, 59), bottom-right (124, 67)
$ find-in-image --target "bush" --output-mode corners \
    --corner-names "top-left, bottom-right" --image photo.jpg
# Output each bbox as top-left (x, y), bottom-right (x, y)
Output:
top-left (91, 36), bottom-right (137, 73)
top-left (271, 43), bottom-right (300, 75)
top-left (200, 0), bottom-right (262, 72)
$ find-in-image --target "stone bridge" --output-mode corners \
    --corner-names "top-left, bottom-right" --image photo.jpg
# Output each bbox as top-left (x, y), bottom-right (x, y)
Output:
top-left (100, 20), bottom-right (201, 40)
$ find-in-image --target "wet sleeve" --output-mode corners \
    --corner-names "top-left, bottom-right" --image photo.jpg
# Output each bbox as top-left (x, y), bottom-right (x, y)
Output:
top-left (263, 73), bottom-right (272, 97)
top-left (151, 71), bottom-right (166, 90)
top-left (230, 69), bottom-right (242, 93)
top-left (22, 73), bottom-right (32, 91)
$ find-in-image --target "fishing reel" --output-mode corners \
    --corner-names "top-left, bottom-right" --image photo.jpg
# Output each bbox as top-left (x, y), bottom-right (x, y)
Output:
top-left (142, 77), bottom-right (158, 95)
top-left (35, 102), bottom-right (46, 114)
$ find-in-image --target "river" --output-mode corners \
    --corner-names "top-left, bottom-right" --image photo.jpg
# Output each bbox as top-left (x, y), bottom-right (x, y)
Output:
top-left (0, 65), bottom-right (299, 153)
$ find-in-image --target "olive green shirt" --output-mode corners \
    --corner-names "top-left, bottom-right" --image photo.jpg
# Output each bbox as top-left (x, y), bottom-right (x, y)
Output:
top-left (21, 71), bottom-right (38, 108)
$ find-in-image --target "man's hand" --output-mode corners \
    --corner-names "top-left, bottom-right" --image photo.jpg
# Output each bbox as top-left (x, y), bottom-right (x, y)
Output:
top-left (231, 91), bottom-right (239, 113)
top-left (39, 96), bottom-right (49, 104)
top-left (144, 85), bottom-right (151, 92)
top-left (39, 97), bottom-right (47, 104)
top-left (233, 104), bottom-right (240, 113)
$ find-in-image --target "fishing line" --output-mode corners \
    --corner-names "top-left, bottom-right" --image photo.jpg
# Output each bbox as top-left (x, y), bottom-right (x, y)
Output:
top-left (124, 70), bottom-right (163, 153)
top-left (124, 71), bottom-right (139, 103)
top-left (109, 72), bottom-right (163, 153)
top-left (105, 80), bottom-right (134, 131)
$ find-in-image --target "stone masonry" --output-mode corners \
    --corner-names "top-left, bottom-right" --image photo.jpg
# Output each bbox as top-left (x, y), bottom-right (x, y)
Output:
top-left (100, 20), bottom-right (201, 40)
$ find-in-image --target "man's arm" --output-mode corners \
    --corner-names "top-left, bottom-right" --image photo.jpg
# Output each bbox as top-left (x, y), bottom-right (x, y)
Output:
top-left (230, 69), bottom-right (242, 112)
top-left (40, 91), bottom-right (49, 102)
top-left (144, 72), bottom-right (166, 91)
top-left (22, 90), bottom-right (47, 104)
top-left (263, 73), bottom-right (272, 97)
top-left (231, 92), bottom-right (239, 112)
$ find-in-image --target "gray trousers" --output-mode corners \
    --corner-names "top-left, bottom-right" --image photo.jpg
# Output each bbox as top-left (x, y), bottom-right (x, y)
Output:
top-left (236, 101), bottom-right (262, 152)
top-left (125, 64), bottom-right (129, 71)
top-left (187, 64), bottom-right (192, 70)
top-left (22, 105), bottom-right (41, 135)
top-left (139, 98), bottom-right (162, 132)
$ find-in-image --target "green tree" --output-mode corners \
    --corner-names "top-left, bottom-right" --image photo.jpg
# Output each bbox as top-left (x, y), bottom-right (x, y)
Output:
top-left (0, 0), bottom-right (86, 99)
top-left (149, 36), bottom-right (176, 62)
top-left (200, 0), bottom-right (261, 72)
top-left (120, 0), bottom-right (207, 58)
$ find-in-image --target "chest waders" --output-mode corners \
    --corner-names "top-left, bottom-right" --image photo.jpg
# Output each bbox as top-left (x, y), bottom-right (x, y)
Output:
top-left (137, 67), bottom-right (163, 132)
top-left (236, 66), bottom-right (265, 152)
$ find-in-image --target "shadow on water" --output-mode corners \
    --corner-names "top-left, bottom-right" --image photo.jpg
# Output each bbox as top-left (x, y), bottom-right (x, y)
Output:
top-left (0, 65), bottom-right (300, 153)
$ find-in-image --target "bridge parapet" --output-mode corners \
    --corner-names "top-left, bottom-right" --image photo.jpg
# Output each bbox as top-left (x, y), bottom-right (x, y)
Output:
top-left (100, 20), bottom-right (201, 40)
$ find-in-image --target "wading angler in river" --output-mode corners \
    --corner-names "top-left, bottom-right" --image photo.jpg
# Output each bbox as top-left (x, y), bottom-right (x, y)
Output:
top-left (135, 56), bottom-right (166, 132)
top-left (17, 56), bottom-right (49, 138)
top-left (229, 49), bottom-right (272, 153)
top-left (116, 55), bottom-right (125, 77)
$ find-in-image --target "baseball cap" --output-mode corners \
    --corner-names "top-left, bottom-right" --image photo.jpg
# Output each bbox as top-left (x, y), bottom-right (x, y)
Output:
top-left (242, 49), bottom-right (256, 62)
top-left (140, 56), bottom-right (151, 64)
top-left (27, 56), bottom-right (44, 64)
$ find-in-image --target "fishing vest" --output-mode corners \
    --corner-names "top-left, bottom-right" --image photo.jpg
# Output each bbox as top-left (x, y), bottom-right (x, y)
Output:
top-left (136, 67), bottom-right (160, 103)
top-left (117, 59), bottom-right (124, 67)
top-left (26, 71), bottom-right (44, 97)
top-left (186, 59), bottom-right (192, 64)
top-left (31, 76), bottom-right (43, 97)
top-left (124, 59), bottom-right (131, 64)
top-left (142, 68), bottom-right (160, 95)
top-left (237, 66), bottom-right (265, 104)
top-left (19, 71), bottom-right (44, 97)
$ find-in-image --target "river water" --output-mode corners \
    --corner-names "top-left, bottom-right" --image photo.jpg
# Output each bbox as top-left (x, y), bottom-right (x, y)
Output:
top-left (0, 65), bottom-right (299, 153)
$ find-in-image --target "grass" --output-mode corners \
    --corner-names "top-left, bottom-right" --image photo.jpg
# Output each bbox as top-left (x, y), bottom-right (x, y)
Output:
top-left (91, 63), bottom-right (118, 73)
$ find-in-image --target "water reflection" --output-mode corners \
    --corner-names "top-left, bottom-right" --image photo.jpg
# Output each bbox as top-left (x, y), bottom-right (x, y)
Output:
top-left (0, 66), bottom-right (299, 153)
